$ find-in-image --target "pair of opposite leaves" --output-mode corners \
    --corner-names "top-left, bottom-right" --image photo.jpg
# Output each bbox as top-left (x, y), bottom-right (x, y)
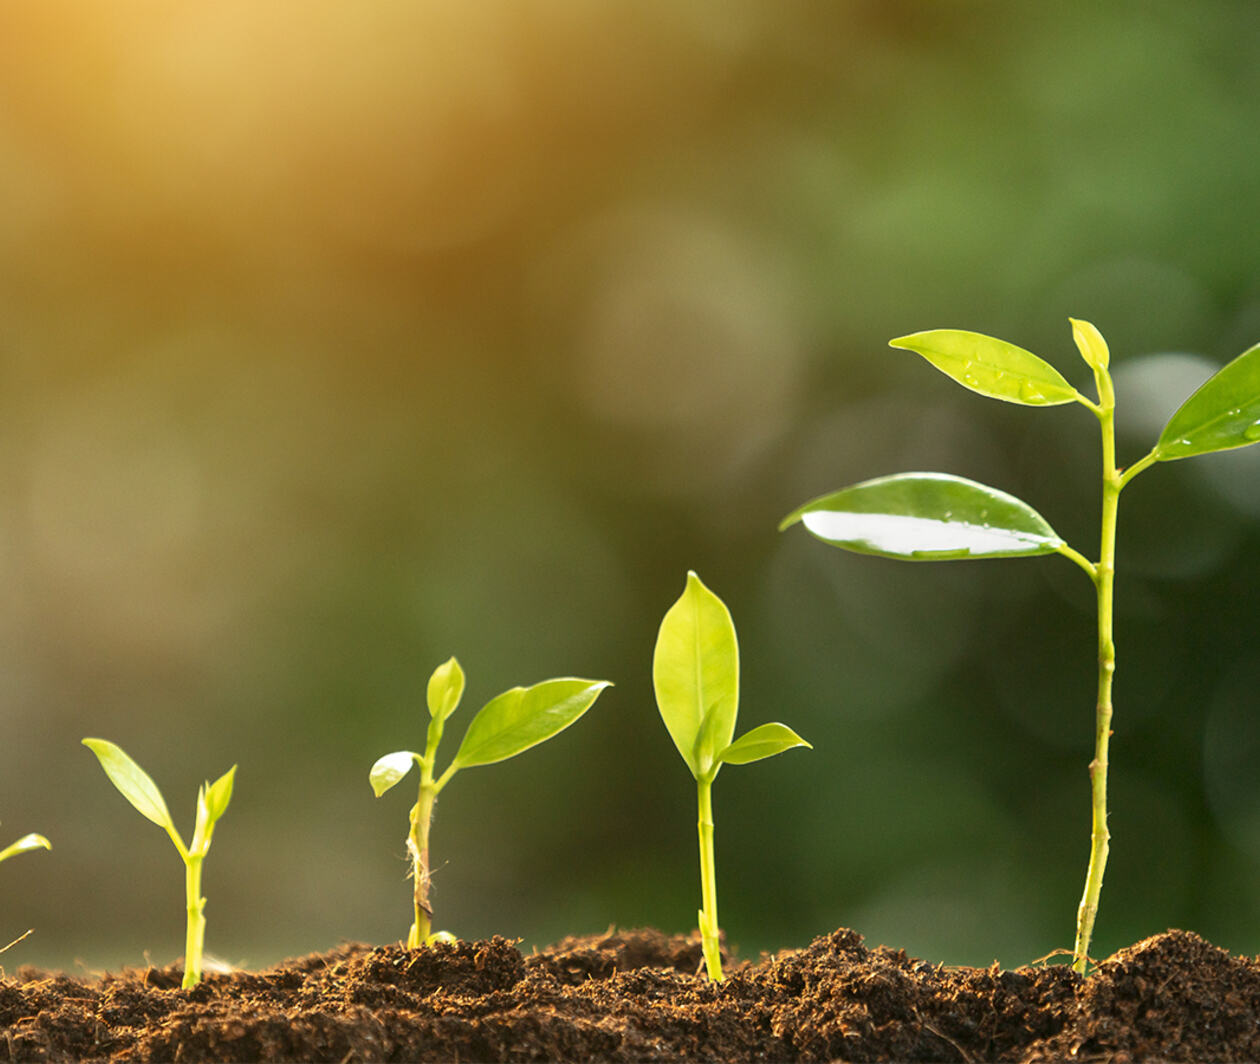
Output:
top-left (782, 325), bottom-right (1260, 560)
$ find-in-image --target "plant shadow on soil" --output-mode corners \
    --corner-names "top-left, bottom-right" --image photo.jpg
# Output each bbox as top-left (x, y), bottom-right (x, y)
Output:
top-left (2, 926), bottom-right (1258, 1062)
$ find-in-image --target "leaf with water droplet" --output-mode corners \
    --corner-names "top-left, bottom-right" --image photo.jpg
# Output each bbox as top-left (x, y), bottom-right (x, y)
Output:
top-left (780, 473), bottom-right (1064, 561)
top-left (1154, 342), bottom-right (1260, 460)
top-left (890, 329), bottom-right (1084, 407)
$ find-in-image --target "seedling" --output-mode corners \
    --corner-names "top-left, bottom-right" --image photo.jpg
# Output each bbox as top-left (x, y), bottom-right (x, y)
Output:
top-left (370, 657), bottom-right (611, 947)
top-left (0, 825), bottom-right (50, 865)
top-left (82, 738), bottom-right (236, 988)
top-left (782, 321), bottom-right (1260, 973)
top-left (654, 571), bottom-right (811, 981)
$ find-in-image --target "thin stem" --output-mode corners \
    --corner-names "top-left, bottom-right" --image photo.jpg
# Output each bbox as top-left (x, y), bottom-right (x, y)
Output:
top-left (405, 716), bottom-right (452, 949)
top-left (406, 785), bottom-right (438, 948)
top-left (696, 777), bottom-right (723, 981)
top-left (1073, 367), bottom-right (1121, 974)
top-left (1055, 542), bottom-right (1099, 582)
top-left (183, 855), bottom-right (205, 989)
top-left (1118, 448), bottom-right (1159, 490)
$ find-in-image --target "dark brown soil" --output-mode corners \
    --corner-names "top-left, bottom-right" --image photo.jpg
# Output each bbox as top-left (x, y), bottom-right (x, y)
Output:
top-left (3, 926), bottom-right (1258, 1062)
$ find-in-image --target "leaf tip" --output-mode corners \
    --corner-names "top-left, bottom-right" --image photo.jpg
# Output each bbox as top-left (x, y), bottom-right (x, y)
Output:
top-left (777, 508), bottom-right (803, 532)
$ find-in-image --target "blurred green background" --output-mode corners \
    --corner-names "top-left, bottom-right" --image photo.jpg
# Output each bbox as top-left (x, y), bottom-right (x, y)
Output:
top-left (2, 1), bottom-right (1260, 974)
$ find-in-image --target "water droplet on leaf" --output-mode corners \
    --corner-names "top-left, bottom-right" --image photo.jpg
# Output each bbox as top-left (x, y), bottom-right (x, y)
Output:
top-left (1244, 420), bottom-right (1260, 442)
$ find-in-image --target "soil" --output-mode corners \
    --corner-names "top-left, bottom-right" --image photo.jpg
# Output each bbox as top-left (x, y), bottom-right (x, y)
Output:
top-left (2, 926), bottom-right (1258, 1062)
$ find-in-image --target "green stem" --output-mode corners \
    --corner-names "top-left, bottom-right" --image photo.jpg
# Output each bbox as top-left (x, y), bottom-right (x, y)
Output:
top-left (407, 782), bottom-right (439, 949)
top-left (1073, 370), bottom-right (1121, 975)
top-left (183, 855), bottom-right (206, 989)
top-left (696, 777), bottom-right (723, 981)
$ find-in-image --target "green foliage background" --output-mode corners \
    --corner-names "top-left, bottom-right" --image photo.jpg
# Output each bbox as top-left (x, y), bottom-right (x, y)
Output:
top-left (3, 1), bottom-right (1260, 971)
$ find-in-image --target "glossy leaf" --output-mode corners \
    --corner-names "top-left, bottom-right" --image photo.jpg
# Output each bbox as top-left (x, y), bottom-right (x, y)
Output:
top-left (426, 657), bottom-right (465, 722)
top-left (891, 329), bottom-right (1083, 406)
top-left (369, 751), bottom-right (418, 797)
top-left (1070, 318), bottom-right (1109, 372)
top-left (82, 738), bottom-right (175, 831)
top-left (1154, 343), bottom-right (1260, 460)
top-left (0, 833), bottom-right (51, 864)
top-left (450, 678), bottom-right (610, 770)
top-left (781, 472), bottom-right (1063, 560)
top-left (718, 723), bottom-right (811, 767)
top-left (653, 572), bottom-right (739, 780)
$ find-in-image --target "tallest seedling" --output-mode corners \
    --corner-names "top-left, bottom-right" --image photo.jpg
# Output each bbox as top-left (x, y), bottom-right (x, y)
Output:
top-left (782, 321), bottom-right (1260, 972)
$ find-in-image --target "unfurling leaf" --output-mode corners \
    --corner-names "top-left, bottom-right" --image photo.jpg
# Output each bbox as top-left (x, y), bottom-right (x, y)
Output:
top-left (369, 751), bottom-right (419, 797)
top-left (781, 472), bottom-right (1063, 560)
top-left (82, 738), bottom-right (176, 832)
top-left (450, 679), bottom-right (610, 770)
top-left (1070, 318), bottom-right (1110, 372)
top-left (427, 657), bottom-right (465, 722)
top-left (718, 723), bottom-right (811, 766)
top-left (891, 329), bottom-right (1083, 406)
top-left (1154, 343), bottom-right (1260, 461)
top-left (653, 572), bottom-right (739, 780)
top-left (203, 766), bottom-right (236, 823)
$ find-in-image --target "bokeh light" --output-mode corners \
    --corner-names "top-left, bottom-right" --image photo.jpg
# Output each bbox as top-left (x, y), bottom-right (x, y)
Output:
top-left (1, 2), bottom-right (1258, 973)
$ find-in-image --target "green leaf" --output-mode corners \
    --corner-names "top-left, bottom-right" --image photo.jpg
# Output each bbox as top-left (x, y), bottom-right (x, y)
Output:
top-left (718, 722), bottom-right (811, 766)
top-left (781, 472), bottom-right (1063, 560)
top-left (1070, 318), bottom-right (1109, 372)
top-left (653, 572), bottom-right (739, 780)
top-left (1154, 343), bottom-right (1260, 460)
top-left (0, 833), bottom-right (51, 864)
top-left (203, 766), bottom-right (236, 823)
top-left (427, 657), bottom-right (465, 722)
top-left (891, 329), bottom-right (1083, 406)
top-left (369, 751), bottom-right (419, 796)
top-left (450, 678), bottom-right (610, 770)
top-left (82, 738), bottom-right (176, 831)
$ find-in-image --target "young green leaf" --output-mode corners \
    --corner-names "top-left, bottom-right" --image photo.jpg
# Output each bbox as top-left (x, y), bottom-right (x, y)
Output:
top-left (369, 751), bottom-right (419, 797)
top-left (427, 657), bottom-right (465, 722)
top-left (890, 329), bottom-right (1084, 406)
top-left (718, 722), bottom-right (812, 766)
top-left (82, 738), bottom-right (176, 832)
top-left (203, 766), bottom-right (236, 823)
top-left (1070, 318), bottom-right (1110, 372)
top-left (653, 571), bottom-right (739, 780)
top-left (450, 678), bottom-right (611, 770)
top-left (1153, 343), bottom-right (1260, 460)
top-left (0, 833), bottom-right (51, 864)
top-left (780, 472), bottom-right (1063, 560)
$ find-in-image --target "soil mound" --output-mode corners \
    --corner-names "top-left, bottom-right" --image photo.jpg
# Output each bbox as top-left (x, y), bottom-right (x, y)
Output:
top-left (3, 927), bottom-right (1257, 1061)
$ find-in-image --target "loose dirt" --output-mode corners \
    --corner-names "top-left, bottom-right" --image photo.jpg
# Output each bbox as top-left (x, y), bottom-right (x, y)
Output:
top-left (3, 926), bottom-right (1257, 1061)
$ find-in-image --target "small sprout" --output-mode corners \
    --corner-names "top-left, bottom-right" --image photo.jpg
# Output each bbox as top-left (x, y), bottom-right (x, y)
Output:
top-left (783, 322), bottom-right (1260, 973)
top-left (370, 656), bottom-right (611, 947)
top-left (83, 738), bottom-right (236, 989)
top-left (653, 572), bottom-right (811, 981)
top-left (0, 827), bottom-right (51, 865)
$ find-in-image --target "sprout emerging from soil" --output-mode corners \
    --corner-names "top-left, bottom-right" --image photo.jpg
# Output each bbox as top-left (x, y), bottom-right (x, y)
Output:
top-left (782, 321), bottom-right (1260, 973)
top-left (82, 738), bottom-right (236, 989)
top-left (653, 572), bottom-right (812, 981)
top-left (370, 657), bottom-right (611, 948)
